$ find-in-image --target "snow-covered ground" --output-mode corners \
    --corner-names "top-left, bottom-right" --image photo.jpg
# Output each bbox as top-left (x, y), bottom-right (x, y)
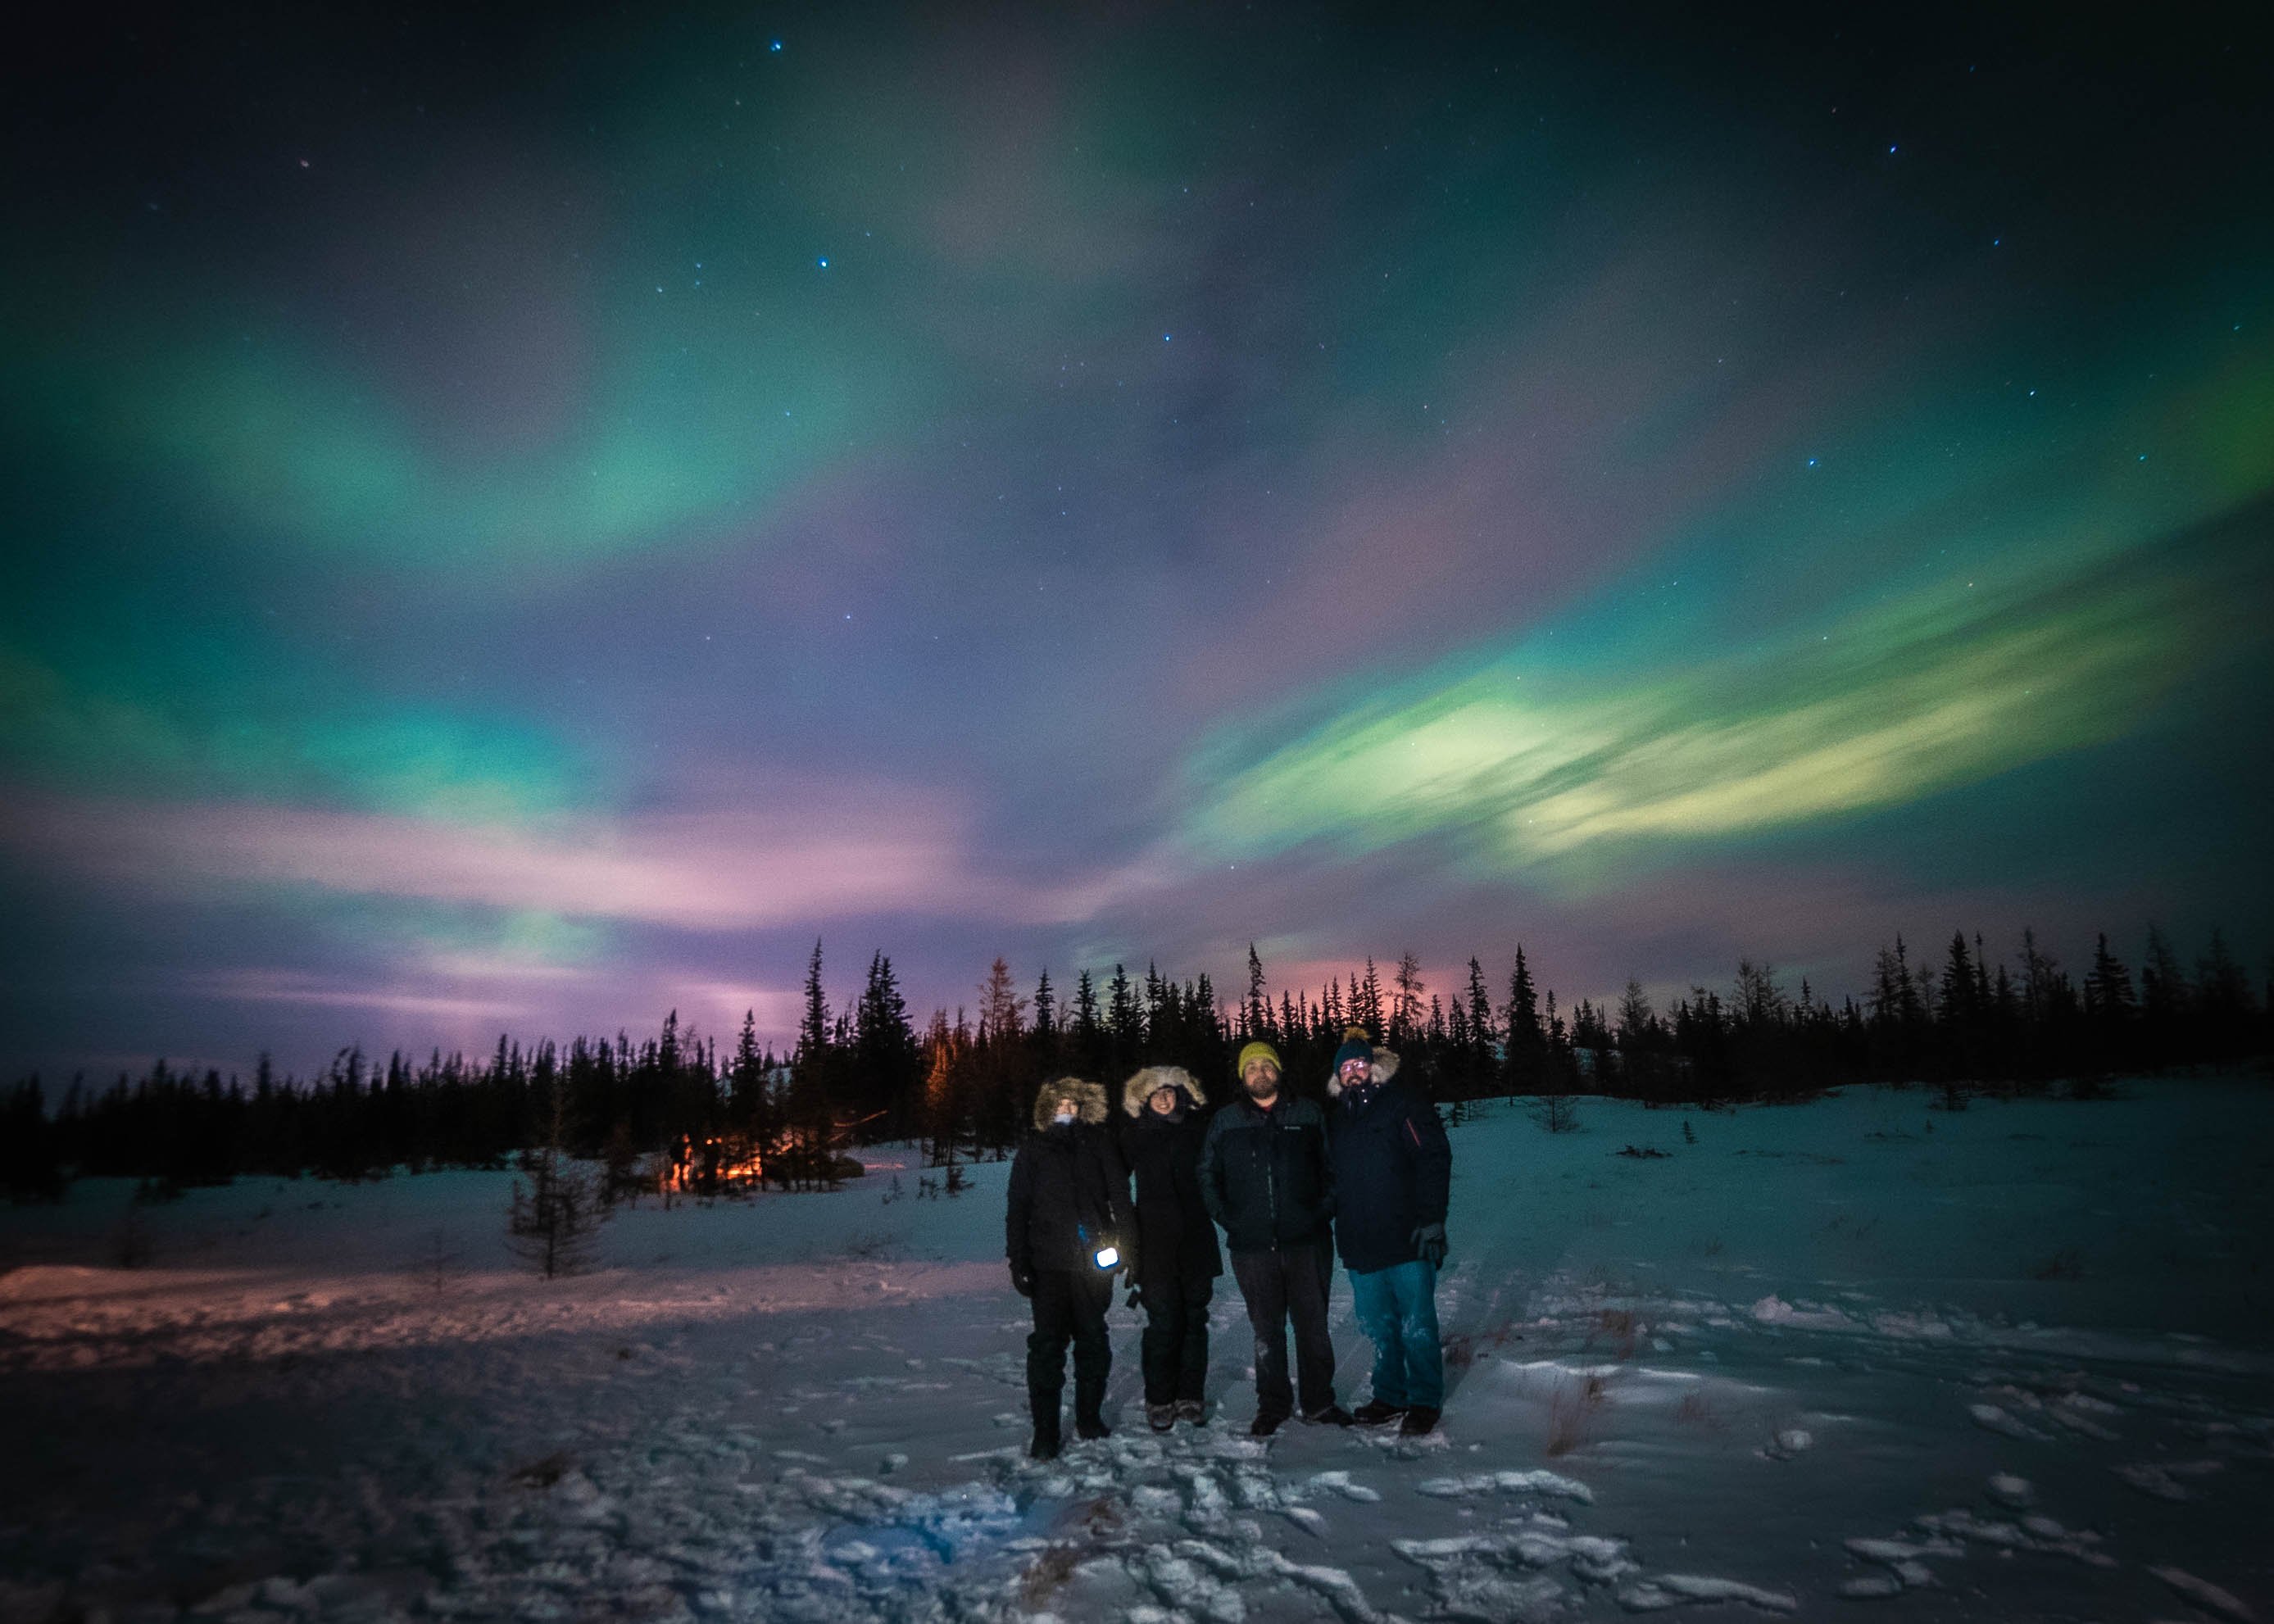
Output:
top-left (3, 1077), bottom-right (2269, 1623)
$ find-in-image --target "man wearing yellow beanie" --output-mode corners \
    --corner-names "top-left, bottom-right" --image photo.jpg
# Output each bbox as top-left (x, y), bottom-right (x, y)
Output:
top-left (1197, 1039), bottom-right (1350, 1434)
top-left (1236, 1040), bottom-right (1281, 1077)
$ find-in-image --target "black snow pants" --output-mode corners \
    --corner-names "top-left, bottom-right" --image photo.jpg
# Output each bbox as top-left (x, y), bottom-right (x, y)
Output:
top-left (1229, 1243), bottom-right (1337, 1422)
top-left (1028, 1268), bottom-right (1113, 1436)
top-left (1138, 1277), bottom-right (1213, 1406)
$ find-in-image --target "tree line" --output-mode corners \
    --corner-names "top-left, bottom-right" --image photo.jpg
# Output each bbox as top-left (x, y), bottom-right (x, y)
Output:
top-left (3, 923), bottom-right (2265, 1201)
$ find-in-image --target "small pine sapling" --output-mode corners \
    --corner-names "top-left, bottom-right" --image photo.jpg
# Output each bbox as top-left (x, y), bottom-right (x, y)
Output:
top-left (507, 1074), bottom-right (606, 1279)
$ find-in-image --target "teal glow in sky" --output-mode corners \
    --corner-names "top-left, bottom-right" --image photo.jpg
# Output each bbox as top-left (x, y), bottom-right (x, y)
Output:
top-left (2, 4), bottom-right (2268, 1073)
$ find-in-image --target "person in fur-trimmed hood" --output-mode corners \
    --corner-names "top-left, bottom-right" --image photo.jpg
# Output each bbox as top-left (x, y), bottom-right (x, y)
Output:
top-left (1005, 1077), bottom-right (1135, 1460)
top-left (1118, 1065), bottom-right (1223, 1431)
top-left (1327, 1029), bottom-right (1453, 1436)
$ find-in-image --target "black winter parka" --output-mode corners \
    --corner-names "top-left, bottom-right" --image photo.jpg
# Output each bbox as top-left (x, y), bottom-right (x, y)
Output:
top-left (1120, 1106), bottom-right (1224, 1290)
top-left (1006, 1080), bottom-right (1135, 1277)
top-left (1327, 1052), bottom-right (1452, 1273)
top-left (1197, 1091), bottom-right (1335, 1256)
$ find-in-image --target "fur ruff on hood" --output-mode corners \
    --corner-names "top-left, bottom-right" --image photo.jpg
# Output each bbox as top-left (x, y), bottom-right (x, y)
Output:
top-left (1327, 1046), bottom-right (1400, 1099)
top-left (1120, 1064), bottom-right (1209, 1117)
top-left (1032, 1077), bottom-right (1110, 1132)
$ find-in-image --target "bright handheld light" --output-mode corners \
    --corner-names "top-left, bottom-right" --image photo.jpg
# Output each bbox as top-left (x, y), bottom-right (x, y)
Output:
top-left (1093, 1245), bottom-right (1119, 1270)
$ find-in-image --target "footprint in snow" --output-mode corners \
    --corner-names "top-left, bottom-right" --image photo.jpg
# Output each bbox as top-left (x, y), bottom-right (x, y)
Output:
top-left (1759, 1428), bottom-right (1812, 1461)
top-left (1968, 1403), bottom-right (2051, 1442)
top-left (2115, 1458), bottom-right (2222, 1501)
top-left (1985, 1473), bottom-right (2034, 1508)
top-left (2150, 1564), bottom-right (2261, 1624)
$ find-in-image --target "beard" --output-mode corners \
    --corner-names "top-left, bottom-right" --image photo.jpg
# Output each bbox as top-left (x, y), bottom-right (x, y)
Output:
top-left (1242, 1072), bottom-right (1280, 1101)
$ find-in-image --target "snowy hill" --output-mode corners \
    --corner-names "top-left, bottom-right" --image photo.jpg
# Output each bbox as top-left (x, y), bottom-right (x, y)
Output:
top-left (3, 1077), bottom-right (2269, 1622)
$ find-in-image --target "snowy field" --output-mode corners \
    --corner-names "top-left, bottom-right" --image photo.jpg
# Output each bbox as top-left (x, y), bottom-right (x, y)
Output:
top-left (3, 1077), bottom-right (2270, 1624)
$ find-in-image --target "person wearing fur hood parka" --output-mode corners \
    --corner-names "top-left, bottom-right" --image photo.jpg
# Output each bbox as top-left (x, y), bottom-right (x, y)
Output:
top-left (1326, 1031), bottom-right (1453, 1436)
top-left (1117, 1066), bottom-right (1223, 1430)
top-left (1006, 1077), bottom-right (1136, 1459)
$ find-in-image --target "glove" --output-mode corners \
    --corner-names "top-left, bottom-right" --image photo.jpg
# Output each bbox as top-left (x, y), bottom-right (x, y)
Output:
top-left (1410, 1223), bottom-right (1448, 1268)
top-left (1125, 1285), bottom-right (1143, 1313)
top-left (1010, 1263), bottom-right (1036, 1298)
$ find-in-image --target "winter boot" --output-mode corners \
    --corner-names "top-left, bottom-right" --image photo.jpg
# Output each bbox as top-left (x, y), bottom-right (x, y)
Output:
top-left (1146, 1403), bottom-right (1177, 1433)
top-left (1028, 1422), bottom-right (1062, 1461)
top-left (1073, 1360), bottom-right (1110, 1442)
top-left (1301, 1404), bottom-right (1355, 1427)
top-left (1175, 1399), bottom-right (1206, 1425)
top-left (1350, 1399), bottom-right (1407, 1426)
top-left (1249, 1411), bottom-right (1286, 1438)
top-left (1397, 1406), bottom-right (1441, 1437)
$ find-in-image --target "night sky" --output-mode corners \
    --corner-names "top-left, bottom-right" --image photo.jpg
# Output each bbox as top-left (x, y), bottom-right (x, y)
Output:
top-left (4, 3), bottom-right (2269, 1078)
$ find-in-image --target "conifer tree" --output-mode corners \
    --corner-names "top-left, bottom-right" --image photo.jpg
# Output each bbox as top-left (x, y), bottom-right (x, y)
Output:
top-left (797, 941), bottom-right (831, 1064)
top-left (2140, 924), bottom-right (2187, 1050)
top-left (1503, 946), bottom-right (1546, 1095)
top-left (1464, 958), bottom-right (1496, 1077)
top-left (508, 1068), bottom-right (603, 1277)
top-left (726, 1008), bottom-right (774, 1168)
top-left (1069, 969), bottom-right (1105, 1078)
top-left (783, 941), bottom-right (838, 1187)
top-left (2085, 934), bottom-right (2136, 1018)
top-left (1615, 978), bottom-right (1654, 1049)
top-left (854, 952), bottom-right (920, 1133)
top-left (1355, 958), bottom-right (1385, 1036)
top-left (2195, 928), bottom-right (2254, 1057)
top-left (1106, 964), bottom-right (1143, 1071)
top-left (1029, 968), bottom-right (1061, 1078)
top-left (1391, 952), bottom-right (1425, 1047)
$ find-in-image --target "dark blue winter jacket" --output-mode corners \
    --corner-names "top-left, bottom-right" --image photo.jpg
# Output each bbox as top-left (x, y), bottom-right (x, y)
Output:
top-left (1328, 1050), bottom-right (1452, 1273)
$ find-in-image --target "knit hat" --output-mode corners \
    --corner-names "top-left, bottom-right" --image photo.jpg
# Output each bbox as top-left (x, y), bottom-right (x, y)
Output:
top-left (1332, 1027), bottom-right (1374, 1075)
top-left (1236, 1040), bottom-right (1282, 1077)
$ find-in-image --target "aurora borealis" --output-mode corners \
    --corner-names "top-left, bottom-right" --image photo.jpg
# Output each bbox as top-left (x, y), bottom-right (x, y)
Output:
top-left (3, 4), bottom-right (2269, 1076)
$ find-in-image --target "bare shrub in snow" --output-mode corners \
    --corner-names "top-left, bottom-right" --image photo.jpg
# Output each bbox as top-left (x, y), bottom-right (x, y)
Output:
top-left (1536, 1091), bottom-right (1581, 1134)
top-left (1018, 1546), bottom-right (1083, 1612)
top-left (1546, 1372), bottom-right (1605, 1457)
top-left (110, 1200), bottom-right (154, 1269)
top-left (1593, 1309), bottom-right (1640, 1359)
top-left (415, 1227), bottom-right (461, 1296)
top-left (1443, 1321), bottom-right (1524, 1370)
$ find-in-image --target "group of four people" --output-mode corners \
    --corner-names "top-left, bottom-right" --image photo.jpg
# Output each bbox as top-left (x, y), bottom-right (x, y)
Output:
top-left (1005, 1028), bottom-right (1453, 1460)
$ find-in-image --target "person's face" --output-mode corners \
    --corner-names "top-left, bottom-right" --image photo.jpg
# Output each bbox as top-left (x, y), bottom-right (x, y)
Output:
top-left (1241, 1060), bottom-right (1280, 1099)
top-left (1338, 1058), bottom-right (1372, 1088)
top-left (1053, 1096), bottom-right (1078, 1121)
top-left (1148, 1086), bottom-right (1178, 1115)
